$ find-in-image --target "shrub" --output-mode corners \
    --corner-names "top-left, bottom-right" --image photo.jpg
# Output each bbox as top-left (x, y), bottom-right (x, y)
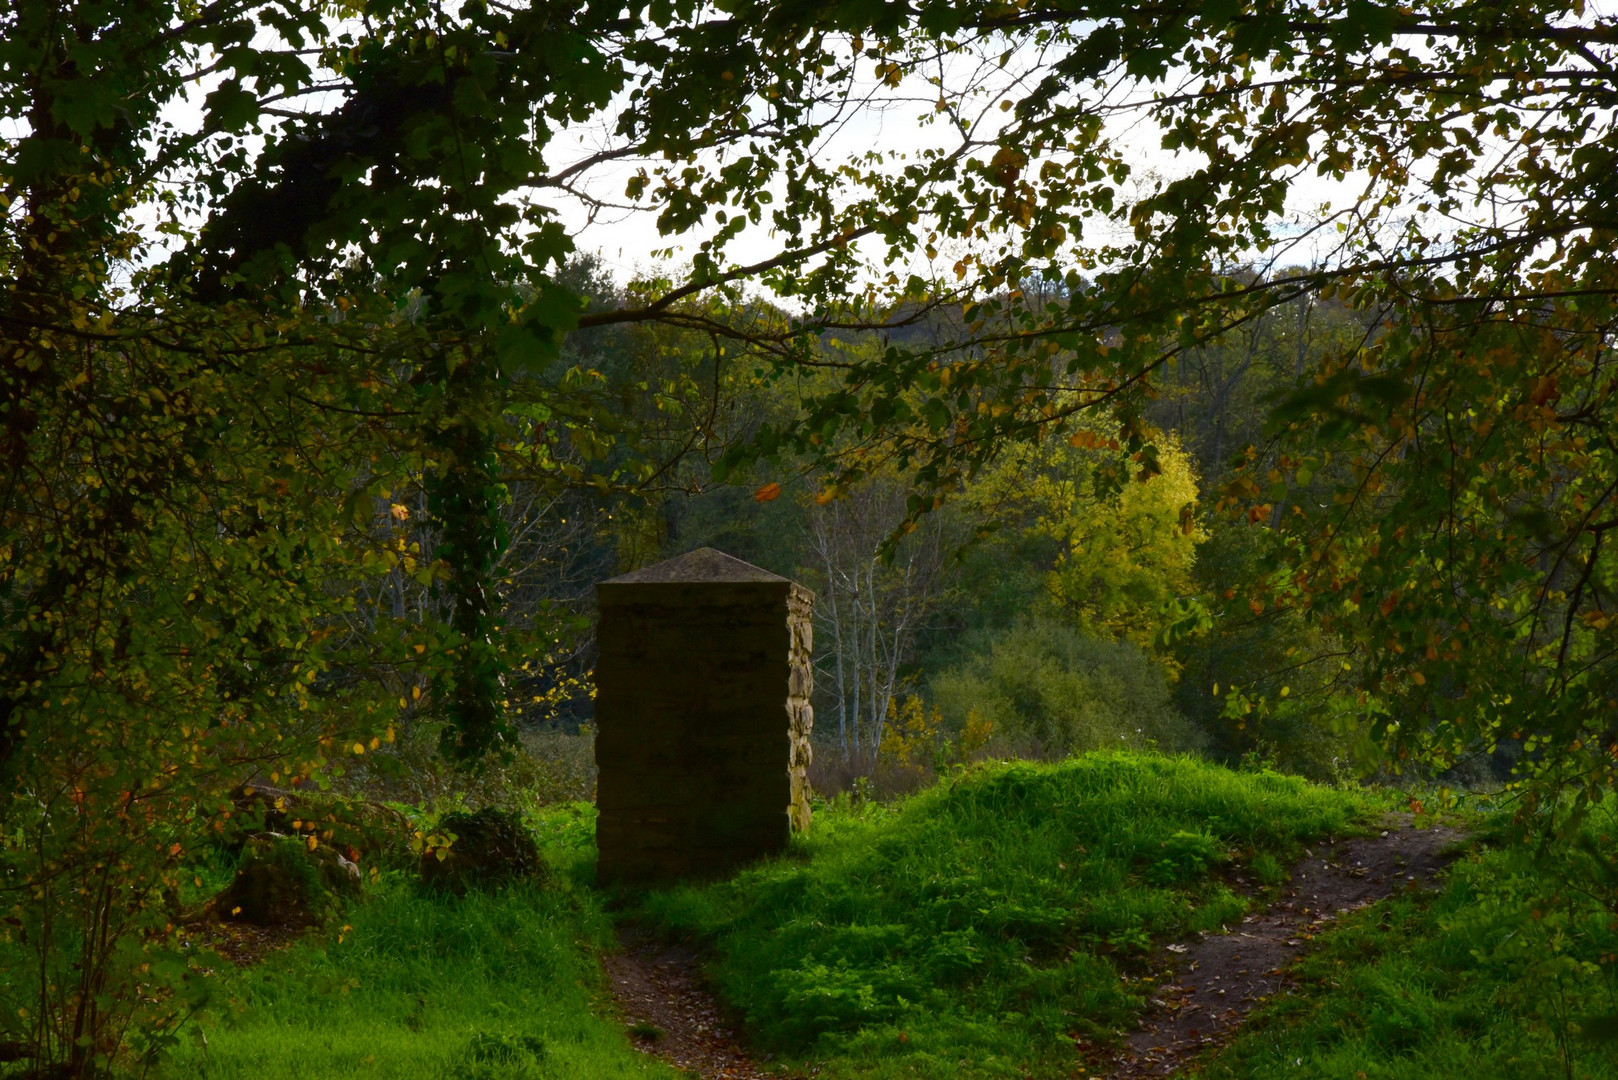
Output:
top-left (1144, 830), bottom-right (1229, 884)
top-left (228, 785), bottom-right (413, 870)
top-left (420, 807), bottom-right (548, 893)
top-left (928, 619), bottom-right (1204, 759)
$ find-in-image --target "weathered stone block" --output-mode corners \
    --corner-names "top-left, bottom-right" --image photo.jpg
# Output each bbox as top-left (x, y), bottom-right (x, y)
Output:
top-left (594, 547), bottom-right (813, 885)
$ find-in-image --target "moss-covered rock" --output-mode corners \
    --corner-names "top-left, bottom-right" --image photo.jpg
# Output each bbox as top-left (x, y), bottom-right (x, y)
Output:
top-left (214, 836), bottom-right (361, 926)
top-left (420, 808), bottom-right (547, 892)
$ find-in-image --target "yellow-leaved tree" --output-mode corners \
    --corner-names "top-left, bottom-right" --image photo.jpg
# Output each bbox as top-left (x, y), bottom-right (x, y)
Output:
top-left (963, 432), bottom-right (1206, 660)
top-left (1043, 435), bottom-right (1207, 653)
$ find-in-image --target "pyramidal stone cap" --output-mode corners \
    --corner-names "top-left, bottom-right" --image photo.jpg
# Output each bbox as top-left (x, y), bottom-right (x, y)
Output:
top-left (601, 547), bottom-right (793, 586)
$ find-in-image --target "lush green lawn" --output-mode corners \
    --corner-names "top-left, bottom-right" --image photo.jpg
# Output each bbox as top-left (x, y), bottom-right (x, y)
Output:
top-left (151, 753), bottom-right (1618, 1080)
top-left (631, 751), bottom-right (1383, 1079)
top-left (157, 810), bottom-right (680, 1080)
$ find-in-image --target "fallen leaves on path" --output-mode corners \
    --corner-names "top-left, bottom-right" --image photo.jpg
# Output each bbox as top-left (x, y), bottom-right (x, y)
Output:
top-left (605, 931), bottom-right (795, 1080)
top-left (179, 915), bottom-right (313, 967)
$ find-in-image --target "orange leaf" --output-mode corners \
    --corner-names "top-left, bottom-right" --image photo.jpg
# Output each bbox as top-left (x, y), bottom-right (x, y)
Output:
top-left (754, 482), bottom-right (782, 502)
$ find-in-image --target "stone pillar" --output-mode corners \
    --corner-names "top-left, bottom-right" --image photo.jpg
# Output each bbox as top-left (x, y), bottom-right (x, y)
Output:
top-left (594, 548), bottom-right (814, 885)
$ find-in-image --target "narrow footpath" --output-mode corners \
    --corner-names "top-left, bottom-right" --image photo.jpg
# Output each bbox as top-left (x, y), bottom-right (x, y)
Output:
top-left (604, 930), bottom-right (788, 1080)
top-left (604, 817), bottom-right (1469, 1080)
top-left (1101, 817), bottom-right (1468, 1078)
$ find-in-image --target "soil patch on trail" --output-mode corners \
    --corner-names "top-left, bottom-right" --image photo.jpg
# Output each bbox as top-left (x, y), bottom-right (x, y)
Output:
top-left (604, 930), bottom-right (791, 1080)
top-left (178, 914), bottom-right (314, 967)
top-left (1100, 815), bottom-right (1470, 1078)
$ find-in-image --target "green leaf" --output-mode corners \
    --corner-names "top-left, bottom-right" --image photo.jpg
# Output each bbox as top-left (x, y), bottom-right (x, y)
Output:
top-left (495, 322), bottom-right (552, 376)
top-left (203, 81), bottom-right (260, 131)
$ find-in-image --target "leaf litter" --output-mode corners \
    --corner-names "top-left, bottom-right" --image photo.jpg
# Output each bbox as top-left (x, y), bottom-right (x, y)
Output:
top-left (605, 928), bottom-right (795, 1079)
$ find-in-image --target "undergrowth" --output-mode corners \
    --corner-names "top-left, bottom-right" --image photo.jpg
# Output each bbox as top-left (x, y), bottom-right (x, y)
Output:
top-left (630, 751), bottom-right (1381, 1079)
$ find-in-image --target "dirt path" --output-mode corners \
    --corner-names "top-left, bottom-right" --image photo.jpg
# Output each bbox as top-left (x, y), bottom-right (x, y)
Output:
top-left (604, 930), bottom-right (790, 1080)
top-left (603, 817), bottom-right (1468, 1080)
top-left (1099, 816), bottom-right (1470, 1078)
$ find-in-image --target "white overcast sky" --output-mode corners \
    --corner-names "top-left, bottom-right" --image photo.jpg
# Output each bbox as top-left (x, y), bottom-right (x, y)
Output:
top-left (540, 35), bottom-right (1402, 291)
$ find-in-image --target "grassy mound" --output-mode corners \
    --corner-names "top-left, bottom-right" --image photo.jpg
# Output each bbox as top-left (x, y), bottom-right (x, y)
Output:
top-left (633, 751), bottom-right (1380, 1078)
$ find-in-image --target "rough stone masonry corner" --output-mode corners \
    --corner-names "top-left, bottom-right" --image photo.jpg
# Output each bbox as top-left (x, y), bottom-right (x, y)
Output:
top-left (593, 548), bottom-right (814, 886)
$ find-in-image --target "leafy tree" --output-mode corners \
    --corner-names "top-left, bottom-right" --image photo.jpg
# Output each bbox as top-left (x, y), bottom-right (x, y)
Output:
top-left (1148, 283), bottom-right (1371, 501)
top-left (1044, 436), bottom-right (1206, 654)
top-left (946, 430), bottom-right (1205, 654)
top-left (711, 0), bottom-right (1618, 819)
top-left (0, 0), bottom-right (898, 1070)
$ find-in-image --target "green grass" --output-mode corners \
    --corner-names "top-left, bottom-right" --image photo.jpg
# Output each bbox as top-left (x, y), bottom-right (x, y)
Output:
top-left (1195, 807), bottom-right (1618, 1080)
top-left (156, 808), bottom-right (680, 1080)
top-left (629, 751), bottom-right (1382, 1079)
top-left (144, 753), bottom-right (1618, 1080)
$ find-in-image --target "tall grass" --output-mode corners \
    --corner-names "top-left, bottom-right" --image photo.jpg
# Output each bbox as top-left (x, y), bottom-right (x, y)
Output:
top-left (633, 751), bottom-right (1380, 1079)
